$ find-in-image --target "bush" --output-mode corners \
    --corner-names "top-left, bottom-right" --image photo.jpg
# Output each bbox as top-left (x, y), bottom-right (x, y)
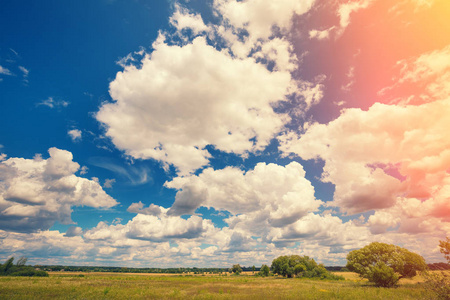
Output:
top-left (425, 271), bottom-right (450, 300)
top-left (271, 255), bottom-right (342, 280)
top-left (425, 237), bottom-right (450, 300)
top-left (9, 269), bottom-right (49, 277)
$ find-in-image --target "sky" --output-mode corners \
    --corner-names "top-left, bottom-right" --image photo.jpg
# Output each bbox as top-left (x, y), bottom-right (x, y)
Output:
top-left (0, 0), bottom-right (449, 268)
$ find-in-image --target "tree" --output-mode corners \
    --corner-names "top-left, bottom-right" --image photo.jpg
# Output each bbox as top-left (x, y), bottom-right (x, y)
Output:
top-left (251, 265), bottom-right (255, 273)
top-left (258, 264), bottom-right (270, 277)
top-left (0, 257), bottom-right (48, 277)
top-left (346, 242), bottom-right (427, 287)
top-left (271, 255), bottom-right (342, 279)
top-left (231, 264), bottom-right (242, 275)
top-left (439, 237), bottom-right (450, 263)
top-left (425, 237), bottom-right (450, 300)
top-left (16, 257), bottom-right (28, 266)
top-left (0, 257), bottom-right (14, 275)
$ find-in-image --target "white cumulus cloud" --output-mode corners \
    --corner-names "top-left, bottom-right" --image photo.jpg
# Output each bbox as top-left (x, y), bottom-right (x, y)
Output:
top-left (97, 36), bottom-right (291, 174)
top-left (165, 162), bottom-right (322, 229)
top-left (0, 148), bottom-right (118, 233)
top-left (279, 99), bottom-right (450, 215)
top-left (68, 129), bottom-right (82, 142)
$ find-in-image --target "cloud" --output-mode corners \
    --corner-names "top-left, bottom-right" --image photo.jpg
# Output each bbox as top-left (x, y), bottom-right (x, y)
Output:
top-left (165, 162), bottom-right (322, 228)
top-left (214, 0), bottom-right (315, 43)
top-left (37, 97), bottom-right (70, 109)
top-left (0, 65), bottom-right (12, 76)
top-left (280, 98), bottom-right (450, 215)
top-left (169, 4), bottom-right (210, 35)
top-left (1, 220), bottom-right (446, 267)
top-left (341, 66), bottom-right (355, 92)
top-left (267, 213), bottom-right (371, 248)
top-left (97, 36), bottom-right (291, 175)
top-left (87, 157), bottom-right (152, 185)
top-left (9, 48), bottom-right (19, 56)
top-left (0, 148), bottom-right (117, 233)
top-left (366, 186), bottom-right (450, 235)
top-left (337, 0), bottom-right (373, 33)
top-left (79, 166), bottom-right (88, 175)
top-left (18, 66), bottom-right (29, 77)
top-left (392, 44), bottom-right (450, 102)
top-left (116, 47), bottom-right (146, 68)
top-left (390, 0), bottom-right (435, 14)
top-left (127, 201), bottom-right (163, 216)
top-left (279, 44), bottom-right (450, 216)
top-left (96, 0), bottom-right (324, 175)
top-left (398, 45), bottom-right (450, 83)
top-left (64, 226), bottom-right (83, 237)
top-left (309, 0), bottom-right (374, 40)
top-left (84, 209), bottom-right (217, 243)
top-left (68, 129), bottom-right (82, 142)
top-left (103, 178), bottom-right (116, 189)
top-left (125, 214), bottom-right (215, 242)
top-left (212, 0), bottom-right (314, 72)
top-left (309, 27), bottom-right (335, 40)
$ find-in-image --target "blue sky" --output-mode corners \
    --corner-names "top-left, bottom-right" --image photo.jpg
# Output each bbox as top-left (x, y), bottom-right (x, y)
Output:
top-left (1, 0), bottom-right (449, 267)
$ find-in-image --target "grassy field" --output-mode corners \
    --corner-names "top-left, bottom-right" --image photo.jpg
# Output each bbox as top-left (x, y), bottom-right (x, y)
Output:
top-left (0, 271), bottom-right (439, 299)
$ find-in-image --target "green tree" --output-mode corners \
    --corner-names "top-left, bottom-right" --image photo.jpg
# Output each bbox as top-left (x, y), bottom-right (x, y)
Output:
top-left (16, 257), bottom-right (28, 266)
top-left (270, 255), bottom-right (342, 279)
top-left (0, 257), bottom-right (15, 275)
top-left (231, 264), bottom-right (242, 275)
top-left (251, 265), bottom-right (255, 273)
top-left (346, 242), bottom-right (427, 287)
top-left (258, 264), bottom-right (270, 277)
top-left (0, 257), bottom-right (48, 277)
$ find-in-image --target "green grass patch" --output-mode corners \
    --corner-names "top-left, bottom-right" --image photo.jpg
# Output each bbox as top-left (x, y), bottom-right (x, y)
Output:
top-left (0, 272), bottom-right (438, 299)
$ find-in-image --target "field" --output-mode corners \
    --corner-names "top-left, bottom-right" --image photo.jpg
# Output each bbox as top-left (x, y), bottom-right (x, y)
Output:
top-left (0, 271), bottom-right (440, 299)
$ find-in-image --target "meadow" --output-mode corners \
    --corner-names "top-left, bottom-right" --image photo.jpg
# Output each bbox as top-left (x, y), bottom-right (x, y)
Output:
top-left (0, 271), bottom-right (441, 299)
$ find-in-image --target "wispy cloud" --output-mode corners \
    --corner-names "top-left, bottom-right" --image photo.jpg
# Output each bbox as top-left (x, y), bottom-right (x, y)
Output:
top-left (36, 97), bottom-right (70, 108)
top-left (88, 157), bottom-right (152, 185)
top-left (9, 48), bottom-right (19, 57)
top-left (309, 0), bottom-right (374, 40)
top-left (309, 27), bottom-right (335, 40)
top-left (18, 66), bottom-right (29, 77)
top-left (0, 65), bottom-right (12, 76)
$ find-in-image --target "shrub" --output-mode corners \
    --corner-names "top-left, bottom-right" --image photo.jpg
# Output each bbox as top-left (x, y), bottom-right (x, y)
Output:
top-left (425, 237), bottom-right (450, 300)
top-left (9, 269), bottom-right (49, 277)
top-left (425, 271), bottom-right (450, 300)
